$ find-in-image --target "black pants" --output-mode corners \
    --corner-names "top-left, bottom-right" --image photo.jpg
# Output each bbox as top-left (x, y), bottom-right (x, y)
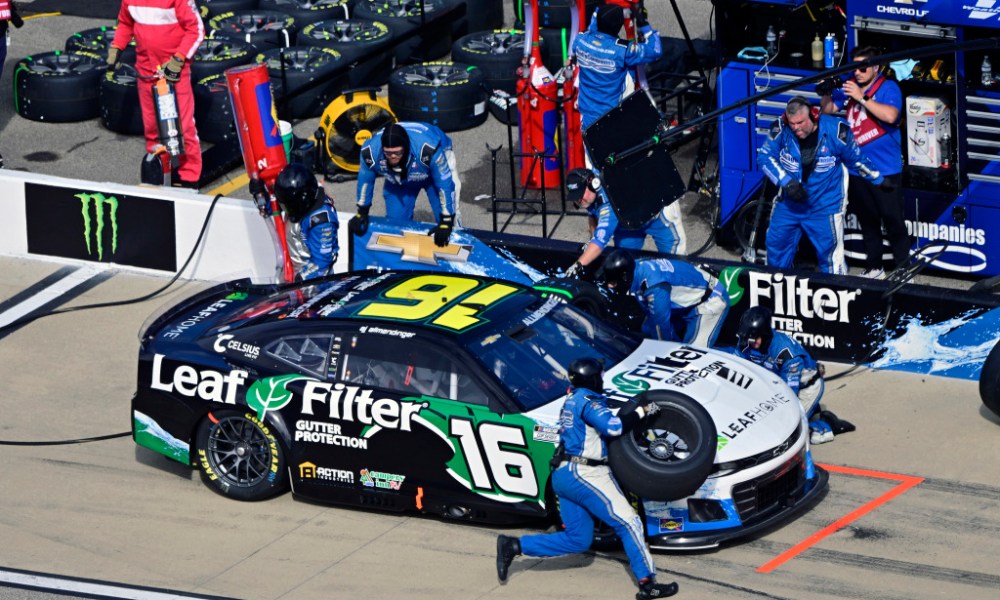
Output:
top-left (848, 173), bottom-right (911, 270)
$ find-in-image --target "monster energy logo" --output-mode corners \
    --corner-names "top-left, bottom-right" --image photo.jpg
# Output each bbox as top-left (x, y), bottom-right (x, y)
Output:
top-left (77, 192), bottom-right (119, 260)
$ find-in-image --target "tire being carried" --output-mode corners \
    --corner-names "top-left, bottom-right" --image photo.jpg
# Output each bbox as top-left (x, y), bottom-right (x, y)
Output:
top-left (387, 61), bottom-right (487, 132)
top-left (195, 409), bottom-right (289, 501)
top-left (608, 390), bottom-right (716, 501)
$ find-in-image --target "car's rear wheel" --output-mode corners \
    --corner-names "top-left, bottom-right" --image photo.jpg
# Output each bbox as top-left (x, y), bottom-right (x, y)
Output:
top-left (195, 410), bottom-right (288, 501)
top-left (980, 340), bottom-right (1000, 418)
top-left (608, 390), bottom-right (716, 501)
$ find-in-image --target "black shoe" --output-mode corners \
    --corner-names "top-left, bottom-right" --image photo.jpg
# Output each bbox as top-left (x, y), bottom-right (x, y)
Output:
top-left (496, 535), bottom-right (520, 582)
top-left (637, 580), bottom-right (679, 599)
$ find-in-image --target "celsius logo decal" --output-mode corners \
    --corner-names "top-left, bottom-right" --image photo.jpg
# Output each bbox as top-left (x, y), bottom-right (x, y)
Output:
top-left (213, 334), bottom-right (261, 359)
top-left (247, 375), bottom-right (309, 420)
top-left (77, 192), bottom-right (119, 260)
top-left (719, 266), bottom-right (745, 306)
top-left (366, 231), bottom-right (472, 265)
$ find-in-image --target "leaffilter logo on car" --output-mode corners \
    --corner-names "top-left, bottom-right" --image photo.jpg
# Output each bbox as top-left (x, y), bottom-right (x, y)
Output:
top-left (247, 375), bottom-right (310, 420)
top-left (611, 372), bottom-right (650, 395)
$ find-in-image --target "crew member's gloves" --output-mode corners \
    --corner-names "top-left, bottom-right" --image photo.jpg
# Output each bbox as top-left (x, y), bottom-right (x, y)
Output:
top-left (562, 261), bottom-right (583, 279)
top-left (878, 178), bottom-right (896, 193)
top-left (347, 204), bottom-right (370, 236)
top-left (783, 180), bottom-right (808, 203)
top-left (106, 46), bottom-right (121, 80)
top-left (11, 11), bottom-right (24, 28)
top-left (635, 5), bottom-right (649, 27)
top-left (163, 54), bottom-right (185, 83)
top-left (429, 214), bottom-right (455, 247)
top-left (635, 397), bottom-right (660, 419)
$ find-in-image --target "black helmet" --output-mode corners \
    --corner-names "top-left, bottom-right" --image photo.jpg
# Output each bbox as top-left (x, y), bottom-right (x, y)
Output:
top-left (381, 122), bottom-right (410, 158)
top-left (274, 163), bottom-right (320, 223)
top-left (600, 249), bottom-right (636, 290)
top-left (567, 357), bottom-right (604, 391)
top-left (736, 306), bottom-right (775, 352)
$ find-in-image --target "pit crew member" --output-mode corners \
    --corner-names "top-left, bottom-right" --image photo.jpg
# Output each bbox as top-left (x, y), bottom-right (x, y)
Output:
top-left (757, 96), bottom-right (888, 274)
top-left (349, 121), bottom-right (461, 247)
top-left (601, 250), bottom-right (729, 348)
top-left (496, 357), bottom-right (679, 599)
top-left (273, 163), bottom-right (339, 281)
top-left (110, 0), bottom-right (204, 188)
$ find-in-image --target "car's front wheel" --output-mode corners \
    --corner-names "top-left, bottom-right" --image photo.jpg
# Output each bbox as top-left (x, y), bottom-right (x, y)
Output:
top-left (195, 410), bottom-right (289, 501)
top-left (608, 390), bottom-right (717, 502)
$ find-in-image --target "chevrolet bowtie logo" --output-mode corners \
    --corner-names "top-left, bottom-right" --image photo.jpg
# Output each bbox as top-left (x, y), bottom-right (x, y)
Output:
top-left (367, 231), bottom-right (472, 265)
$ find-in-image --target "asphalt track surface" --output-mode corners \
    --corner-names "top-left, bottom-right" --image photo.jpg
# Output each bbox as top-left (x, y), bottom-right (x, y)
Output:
top-left (3, 2), bottom-right (999, 599)
top-left (2, 258), bottom-right (1000, 600)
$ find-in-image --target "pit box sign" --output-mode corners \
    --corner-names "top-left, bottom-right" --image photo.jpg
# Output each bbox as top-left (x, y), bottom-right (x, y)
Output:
top-left (24, 182), bottom-right (178, 272)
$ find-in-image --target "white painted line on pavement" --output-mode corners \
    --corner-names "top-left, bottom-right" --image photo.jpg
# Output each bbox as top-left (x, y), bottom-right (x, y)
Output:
top-left (0, 265), bottom-right (104, 330)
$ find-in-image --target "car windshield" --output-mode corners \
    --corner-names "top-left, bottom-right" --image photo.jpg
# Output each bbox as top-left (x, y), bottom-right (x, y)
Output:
top-left (471, 296), bottom-right (641, 411)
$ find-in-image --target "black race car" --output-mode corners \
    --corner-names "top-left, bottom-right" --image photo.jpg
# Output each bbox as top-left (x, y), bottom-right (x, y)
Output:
top-left (133, 270), bottom-right (826, 549)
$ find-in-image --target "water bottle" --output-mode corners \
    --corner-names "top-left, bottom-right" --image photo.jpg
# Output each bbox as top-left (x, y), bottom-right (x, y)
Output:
top-left (824, 34), bottom-right (835, 69)
top-left (983, 56), bottom-right (995, 87)
top-left (766, 26), bottom-right (778, 59)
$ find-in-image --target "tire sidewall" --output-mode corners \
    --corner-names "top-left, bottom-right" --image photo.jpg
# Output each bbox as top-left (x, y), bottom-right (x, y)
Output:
top-left (608, 390), bottom-right (717, 502)
top-left (980, 340), bottom-right (1000, 418)
top-left (195, 409), bottom-right (289, 501)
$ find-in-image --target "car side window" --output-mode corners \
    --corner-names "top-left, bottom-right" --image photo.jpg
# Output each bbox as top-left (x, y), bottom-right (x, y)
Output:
top-left (339, 335), bottom-right (491, 405)
top-left (265, 334), bottom-right (334, 377)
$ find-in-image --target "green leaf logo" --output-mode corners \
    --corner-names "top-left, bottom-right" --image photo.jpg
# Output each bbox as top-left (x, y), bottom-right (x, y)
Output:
top-left (717, 435), bottom-right (730, 452)
top-left (246, 374), bottom-right (309, 420)
top-left (719, 267), bottom-right (745, 307)
top-left (226, 291), bottom-right (249, 300)
top-left (611, 372), bottom-right (650, 395)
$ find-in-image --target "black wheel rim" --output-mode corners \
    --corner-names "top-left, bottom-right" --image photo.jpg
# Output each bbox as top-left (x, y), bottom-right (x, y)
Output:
top-left (629, 408), bottom-right (699, 465)
top-left (205, 415), bottom-right (275, 489)
top-left (28, 54), bottom-right (103, 75)
top-left (399, 63), bottom-right (469, 86)
top-left (196, 38), bottom-right (247, 60)
top-left (308, 20), bottom-right (388, 43)
top-left (464, 31), bottom-right (524, 55)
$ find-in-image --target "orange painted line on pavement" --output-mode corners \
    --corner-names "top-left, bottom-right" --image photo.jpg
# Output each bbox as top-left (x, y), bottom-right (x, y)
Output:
top-left (756, 463), bottom-right (924, 573)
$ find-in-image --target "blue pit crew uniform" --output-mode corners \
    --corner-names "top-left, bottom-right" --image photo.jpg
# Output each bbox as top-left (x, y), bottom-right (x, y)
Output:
top-left (732, 331), bottom-right (824, 418)
top-left (758, 115), bottom-right (884, 274)
top-left (286, 196), bottom-right (339, 281)
top-left (573, 14), bottom-right (662, 129)
top-left (357, 121), bottom-right (459, 223)
top-left (630, 258), bottom-right (730, 347)
top-left (519, 387), bottom-right (656, 584)
top-left (586, 185), bottom-right (686, 258)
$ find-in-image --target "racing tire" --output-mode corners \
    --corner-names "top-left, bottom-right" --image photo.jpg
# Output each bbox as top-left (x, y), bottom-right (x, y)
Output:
top-left (65, 27), bottom-right (137, 65)
top-left (191, 37), bottom-right (258, 82)
top-left (979, 340), bottom-right (1000, 419)
top-left (298, 18), bottom-right (395, 86)
top-left (100, 64), bottom-right (144, 135)
top-left (195, 409), bottom-right (289, 501)
top-left (608, 390), bottom-right (717, 502)
top-left (352, 0), bottom-right (453, 65)
top-left (198, 0), bottom-right (261, 20)
top-left (451, 29), bottom-right (529, 95)
top-left (532, 277), bottom-right (610, 320)
top-left (259, 0), bottom-right (349, 26)
top-left (256, 46), bottom-right (348, 118)
top-left (13, 51), bottom-right (105, 123)
top-left (387, 61), bottom-right (487, 132)
top-left (194, 73), bottom-right (239, 143)
top-left (208, 10), bottom-right (298, 51)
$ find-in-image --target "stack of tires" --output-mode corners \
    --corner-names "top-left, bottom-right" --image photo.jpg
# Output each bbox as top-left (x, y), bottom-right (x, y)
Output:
top-left (353, 0), bottom-right (454, 66)
top-left (387, 60), bottom-right (487, 132)
top-left (298, 18), bottom-right (395, 87)
top-left (14, 51), bottom-right (106, 123)
top-left (255, 46), bottom-right (349, 118)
